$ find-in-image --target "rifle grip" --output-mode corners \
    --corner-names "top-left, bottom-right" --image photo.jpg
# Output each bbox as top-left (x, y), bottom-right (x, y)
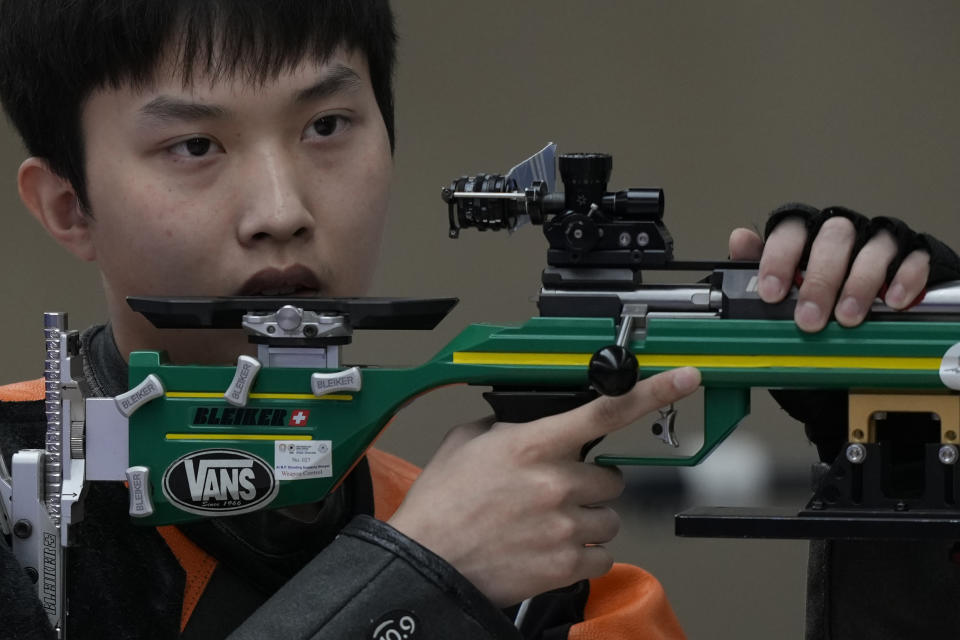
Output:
top-left (482, 388), bottom-right (601, 459)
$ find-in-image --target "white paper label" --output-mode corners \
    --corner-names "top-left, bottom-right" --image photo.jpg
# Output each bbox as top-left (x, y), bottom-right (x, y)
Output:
top-left (274, 440), bottom-right (332, 480)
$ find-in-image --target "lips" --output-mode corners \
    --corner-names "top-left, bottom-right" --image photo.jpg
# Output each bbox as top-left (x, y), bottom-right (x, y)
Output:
top-left (238, 265), bottom-right (322, 296)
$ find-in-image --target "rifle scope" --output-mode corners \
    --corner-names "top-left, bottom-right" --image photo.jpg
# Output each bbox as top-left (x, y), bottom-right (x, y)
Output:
top-left (443, 152), bottom-right (672, 272)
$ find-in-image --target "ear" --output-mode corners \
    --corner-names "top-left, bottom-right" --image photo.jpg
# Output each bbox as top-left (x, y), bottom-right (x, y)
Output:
top-left (18, 157), bottom-right (96, 262)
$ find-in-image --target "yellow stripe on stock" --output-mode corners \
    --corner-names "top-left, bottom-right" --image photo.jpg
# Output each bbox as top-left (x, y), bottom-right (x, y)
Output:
top-left (452, 351), bottom-right (941, 371)
top-left (166, 391), bottom-right (352, 401)
top-left (165, 433), bottom-right (313, 441)
top-left (452, 352), bottom-right (591, 366)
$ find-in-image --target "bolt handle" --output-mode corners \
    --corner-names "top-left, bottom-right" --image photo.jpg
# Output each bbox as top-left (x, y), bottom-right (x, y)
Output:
top-left (588, 345), bottom-right (639, 397)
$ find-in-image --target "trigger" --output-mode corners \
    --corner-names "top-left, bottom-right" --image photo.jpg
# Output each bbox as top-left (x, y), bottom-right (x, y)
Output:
top-left (651, 405), bottom-right (679, 447)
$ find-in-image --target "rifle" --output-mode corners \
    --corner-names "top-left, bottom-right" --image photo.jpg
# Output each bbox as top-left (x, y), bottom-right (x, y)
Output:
top-left (3, 143), bottom-right (960, 636)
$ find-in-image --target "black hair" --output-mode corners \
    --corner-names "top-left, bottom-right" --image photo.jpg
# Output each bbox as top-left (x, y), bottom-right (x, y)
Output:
top-left (0, 0), bottom-right (397, 210)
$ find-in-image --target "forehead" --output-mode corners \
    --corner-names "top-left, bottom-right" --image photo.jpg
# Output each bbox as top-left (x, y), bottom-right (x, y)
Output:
top-left (152, 46), bottom-right (370, 98)
top-left (84, 46), bottom-right (372, 117)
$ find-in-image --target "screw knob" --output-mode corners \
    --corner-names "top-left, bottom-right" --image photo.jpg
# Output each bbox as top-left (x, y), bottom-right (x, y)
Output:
top-left (939, 444), bottom-right (959, 465)
top-left (276, 305), bottom-right (303, 331)
top-left (845, 443), bottom-right (867, 464)
top-left (13, 519), bottom-right (32, 539)
top-left (588, 345), bottom-right (638, 396)
top-left (563, 214), bottom-right (599, 252)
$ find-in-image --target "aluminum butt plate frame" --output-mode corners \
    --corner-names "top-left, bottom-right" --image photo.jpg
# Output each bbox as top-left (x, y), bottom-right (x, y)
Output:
top-left (85, 398), bottom-right (130, 481)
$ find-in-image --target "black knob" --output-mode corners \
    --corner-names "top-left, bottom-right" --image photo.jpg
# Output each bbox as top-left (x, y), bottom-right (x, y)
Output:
top-left (13, 519), bottom-right (32, 539)
top-left (563, 213), bottom-right (599, 252)
top-left (588, 345), bottom-right (638, 396)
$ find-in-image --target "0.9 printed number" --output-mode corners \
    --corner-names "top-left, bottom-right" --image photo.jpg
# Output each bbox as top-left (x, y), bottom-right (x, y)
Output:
top-left (370, 611), bottom-right (419, 640)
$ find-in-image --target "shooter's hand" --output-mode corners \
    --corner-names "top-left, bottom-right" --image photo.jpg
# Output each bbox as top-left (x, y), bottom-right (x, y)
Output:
top-left (728, 206), bottom-right (934, 332)
top-left (387, 366), bottom-right (701, 607)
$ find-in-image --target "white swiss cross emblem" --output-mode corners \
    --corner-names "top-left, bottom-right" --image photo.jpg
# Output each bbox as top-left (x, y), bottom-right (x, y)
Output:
top-left (289, 409), bottom-right (310, 426)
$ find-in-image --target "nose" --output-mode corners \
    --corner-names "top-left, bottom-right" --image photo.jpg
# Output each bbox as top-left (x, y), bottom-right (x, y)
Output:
top-left (235, 149), bottom-right (314, 246)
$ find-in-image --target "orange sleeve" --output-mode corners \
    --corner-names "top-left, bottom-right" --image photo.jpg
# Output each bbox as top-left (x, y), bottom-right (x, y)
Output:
top-left (366, 447), bottom-right (422, 521)
top-left (0, 378), bottom-right (45, 402)
top-left (156, 525), bottom-right (219, 633)
top-left (570, 563), bottom-right (686, 639)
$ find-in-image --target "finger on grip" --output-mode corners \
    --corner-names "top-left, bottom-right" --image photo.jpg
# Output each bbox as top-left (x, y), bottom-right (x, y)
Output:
top-left (567, 463), bottom-right (625, 505)
top-left (575, 505), bottom-right (622, 545)
top-left (576, 545), bottom-right (615, 581)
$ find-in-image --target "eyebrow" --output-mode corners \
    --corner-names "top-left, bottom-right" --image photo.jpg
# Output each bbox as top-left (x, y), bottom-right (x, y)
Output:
top-left (293, 64), bottom-right (363, 104)
top-left (136, 63), bottom-right (363, 126)
top-left (138, 97), bottom-right (229, 125)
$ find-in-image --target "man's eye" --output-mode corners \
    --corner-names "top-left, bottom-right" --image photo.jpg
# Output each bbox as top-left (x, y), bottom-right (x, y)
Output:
top-left (304, 115), bottom-right (350, 140)
top-left (169, 137), bottom-right (222, 158)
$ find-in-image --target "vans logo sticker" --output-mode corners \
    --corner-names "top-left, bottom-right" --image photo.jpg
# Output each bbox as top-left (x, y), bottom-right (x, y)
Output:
top-left (162, 449), bottom-right (278, 515)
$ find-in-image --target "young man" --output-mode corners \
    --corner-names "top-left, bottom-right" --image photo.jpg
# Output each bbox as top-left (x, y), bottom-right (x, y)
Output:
top-left (0, 2), bottom-right (697, 637)
top-left (5, 3), bottom-right (957, 639)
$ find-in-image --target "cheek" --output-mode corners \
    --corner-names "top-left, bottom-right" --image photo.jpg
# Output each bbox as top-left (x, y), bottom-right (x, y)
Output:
top-left (350, 154), bottom-right (391, 237)
top-left (328, 155), bottom-right (391, 290)
top-left (308, 144), bottom-right (391, 293)
top-left (105, 189), bottom-right (190, 253)
top-left (88, 179), bottom-right (226, 294)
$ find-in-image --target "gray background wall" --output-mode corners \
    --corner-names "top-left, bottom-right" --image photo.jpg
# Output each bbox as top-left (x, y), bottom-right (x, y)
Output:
top-left (3, 2), bottom-right (960, 637)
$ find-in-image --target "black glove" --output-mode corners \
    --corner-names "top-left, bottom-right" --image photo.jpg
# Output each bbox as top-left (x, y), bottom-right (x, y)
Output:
top-left (764, 204), bottom-right (960, 461)
top-left (764, 202), bottom-right (960, 289)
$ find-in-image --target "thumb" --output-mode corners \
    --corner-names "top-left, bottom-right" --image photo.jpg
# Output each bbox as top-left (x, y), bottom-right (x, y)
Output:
top-left (729, 227), bottom-right (763, 261)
